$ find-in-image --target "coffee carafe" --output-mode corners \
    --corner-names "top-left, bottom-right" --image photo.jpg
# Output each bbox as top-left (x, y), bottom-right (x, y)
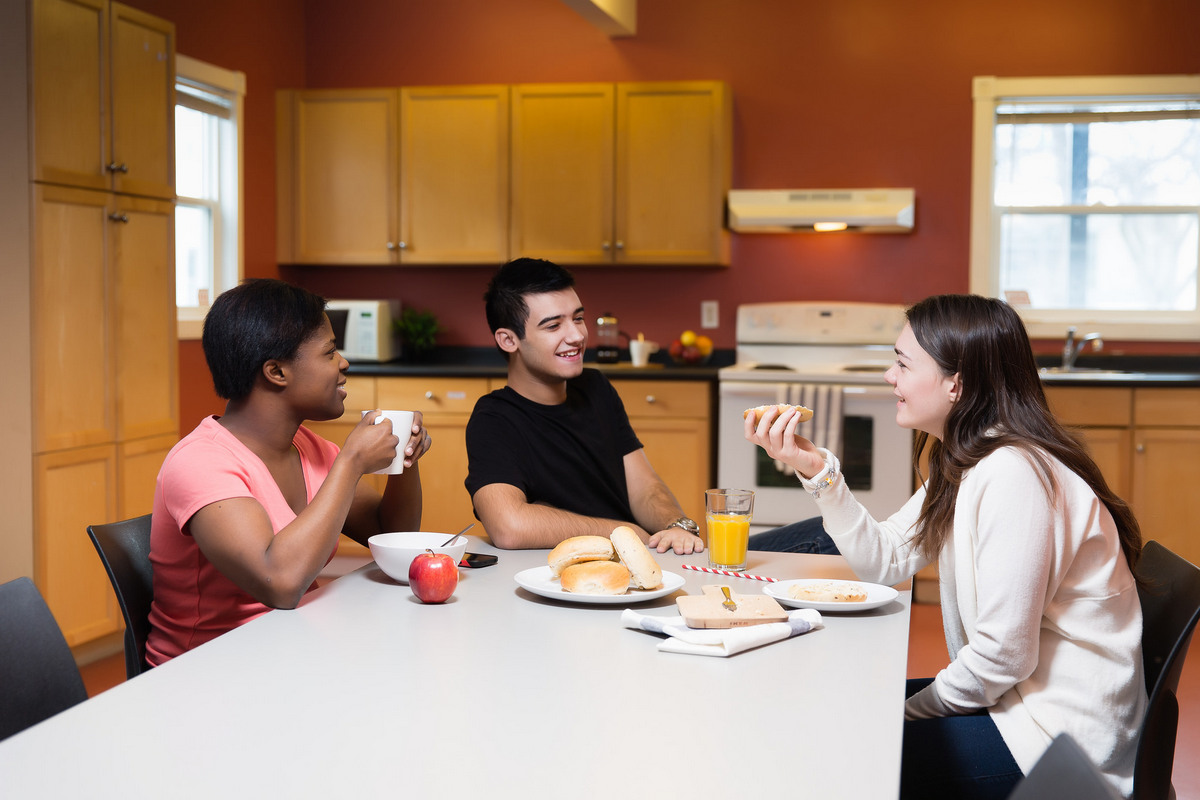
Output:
top-left (595, 312), bottom-right (621, 363)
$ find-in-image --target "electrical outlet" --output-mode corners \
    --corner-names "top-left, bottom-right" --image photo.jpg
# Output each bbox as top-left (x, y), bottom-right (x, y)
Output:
top-left (701, 300), bottom-right (719, 329)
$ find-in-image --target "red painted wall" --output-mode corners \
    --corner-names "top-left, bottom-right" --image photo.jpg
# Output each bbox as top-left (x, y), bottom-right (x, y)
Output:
top-left (124, 0), bottom-right (1200, 432)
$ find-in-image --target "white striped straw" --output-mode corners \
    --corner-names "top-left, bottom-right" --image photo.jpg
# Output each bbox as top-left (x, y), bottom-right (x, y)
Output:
top-left (682, 563), bottom-right (778, 583)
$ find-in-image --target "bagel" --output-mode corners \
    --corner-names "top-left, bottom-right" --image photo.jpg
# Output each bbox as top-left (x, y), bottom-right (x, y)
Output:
top-left (744, 404), bottom-right (814, 425)
top-left (610, 525), bottom-right (663, 590)
top-left (547, 535), bottom-right (616, 577)
top-left (560, 560), bottom-right (631, 595)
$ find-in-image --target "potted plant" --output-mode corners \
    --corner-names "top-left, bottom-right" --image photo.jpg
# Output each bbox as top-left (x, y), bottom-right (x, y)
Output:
top-left (394, 307), bottom-right (442, 362)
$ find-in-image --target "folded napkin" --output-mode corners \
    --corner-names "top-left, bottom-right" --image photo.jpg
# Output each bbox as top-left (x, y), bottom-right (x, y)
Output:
top-left (621, 608), bottom-right (823, 657)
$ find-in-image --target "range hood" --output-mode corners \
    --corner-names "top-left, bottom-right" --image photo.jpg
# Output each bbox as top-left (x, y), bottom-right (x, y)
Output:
top-left (727, 189), bottom-right (915, 233)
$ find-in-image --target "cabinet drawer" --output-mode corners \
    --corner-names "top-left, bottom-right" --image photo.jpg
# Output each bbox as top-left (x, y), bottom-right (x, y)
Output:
top-left (377, 377), bottom-right (490, 415)
top-left (611, 380), bottom-right (709, 419)
top-left (1044, 387), bottom-right (1132, 427)
top-left (1133, 388), bottom-right (1200, 427)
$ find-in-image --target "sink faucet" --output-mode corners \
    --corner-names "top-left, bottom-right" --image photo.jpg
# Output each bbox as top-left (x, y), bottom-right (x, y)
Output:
top-left (1062, 326), bottom-right (1103, 370)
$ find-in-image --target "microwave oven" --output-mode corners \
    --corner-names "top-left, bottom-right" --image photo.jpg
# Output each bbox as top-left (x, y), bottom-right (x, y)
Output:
top-left (325, 299), bottom-right (400, 362)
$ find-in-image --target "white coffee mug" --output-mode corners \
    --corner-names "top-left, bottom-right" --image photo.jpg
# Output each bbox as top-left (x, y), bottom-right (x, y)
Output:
top-left (629, 339), bottom-right (659, 368)
top-left (361, 410), bottom-right (415, 474)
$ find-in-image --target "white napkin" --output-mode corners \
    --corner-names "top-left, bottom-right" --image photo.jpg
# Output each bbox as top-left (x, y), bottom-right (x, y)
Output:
top-left (621, 608), bottom-right (823, 657)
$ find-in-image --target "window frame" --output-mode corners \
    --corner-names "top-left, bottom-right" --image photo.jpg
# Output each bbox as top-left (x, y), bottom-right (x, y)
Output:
top-left (174, 54), bottom-right (246, 340)
top-left (970, 74), bottom-right (1200, 340)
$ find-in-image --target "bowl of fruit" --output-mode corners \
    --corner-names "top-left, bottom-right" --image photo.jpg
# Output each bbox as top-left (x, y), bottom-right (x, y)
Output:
top-left (668, 330), bottom-right (714, 365)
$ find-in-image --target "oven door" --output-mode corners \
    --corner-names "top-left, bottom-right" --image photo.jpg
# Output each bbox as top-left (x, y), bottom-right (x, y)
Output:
top-left (717, 381), bottom-right (914, 532)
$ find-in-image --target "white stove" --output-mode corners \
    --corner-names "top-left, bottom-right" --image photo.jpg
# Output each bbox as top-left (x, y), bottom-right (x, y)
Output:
top-left (717, 302), bottom-right (914, 530)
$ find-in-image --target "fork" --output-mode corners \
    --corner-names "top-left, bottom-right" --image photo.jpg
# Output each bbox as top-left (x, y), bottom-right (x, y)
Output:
top-left (721, 586), bottom-right (738, 612)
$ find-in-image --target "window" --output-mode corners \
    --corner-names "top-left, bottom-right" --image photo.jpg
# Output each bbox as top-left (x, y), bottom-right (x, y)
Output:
top-left (970, 76), bottom-right (1200, 340)
top-left (175, 55), bottom-right (245, 339)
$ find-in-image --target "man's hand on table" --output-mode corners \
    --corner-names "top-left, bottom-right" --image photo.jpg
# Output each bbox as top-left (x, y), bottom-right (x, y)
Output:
top-left (647, 527), bottom-right (706, 555)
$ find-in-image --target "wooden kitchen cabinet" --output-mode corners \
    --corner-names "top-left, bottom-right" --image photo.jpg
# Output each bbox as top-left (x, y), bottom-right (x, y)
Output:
top-left (32, 186), bottom-right (178, 452)
top-left (306, 376), bottom-right (496, 556)
top-left (276, 86), bottom-right (510, 265)
top-left (30, 0), bottom-right (175, 200)
top-left (609, 379), bottom-right (712, 528)
top-left (1046, 385), bottom-right (1200, 567)
top-left (276, 89), bottom-right (399, 265)
top-left (1131, 389), bottom-right (1200, 567)
top-left (511, 81), bottom-right (731, 265)
top-left (34, 444), bottom-right (120, 646)
top-left (1044, 387), bottom-right (1133, 499)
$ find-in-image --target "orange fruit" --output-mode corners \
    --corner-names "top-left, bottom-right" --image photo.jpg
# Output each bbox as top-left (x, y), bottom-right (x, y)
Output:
top-left (696, 335), bottom-right (713, 356)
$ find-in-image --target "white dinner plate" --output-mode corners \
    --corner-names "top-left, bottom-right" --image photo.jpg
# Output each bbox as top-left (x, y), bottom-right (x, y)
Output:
top-left (763, 578), bottom-right (899, 612)
top-left (514, 566), bottom-right (686, 605)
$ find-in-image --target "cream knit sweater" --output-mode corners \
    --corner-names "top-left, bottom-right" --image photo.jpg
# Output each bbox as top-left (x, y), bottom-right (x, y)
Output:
top-left (804, 445), bottom-right (1146, 796)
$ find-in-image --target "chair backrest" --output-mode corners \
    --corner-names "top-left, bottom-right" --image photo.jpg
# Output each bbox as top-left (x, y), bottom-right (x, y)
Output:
top-left (1007, 733), bottom-right (1122, 800)
top-left (1132, 540), bottom-right (1200, 800)
top-left (86, 514), bottom-right (155, 680)
top-left (0, 577), bottom-right (89, 741)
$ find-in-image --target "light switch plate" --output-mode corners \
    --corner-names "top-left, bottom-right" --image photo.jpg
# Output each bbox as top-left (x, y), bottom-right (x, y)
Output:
top-left (701, 300), bottom-right (719, 329)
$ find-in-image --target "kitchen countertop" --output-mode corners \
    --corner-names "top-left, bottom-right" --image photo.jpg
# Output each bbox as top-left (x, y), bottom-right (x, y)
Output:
top-left (346, 346), bottom-right (731, 381)
top-left (347, 348), bottom-right (1200, 386)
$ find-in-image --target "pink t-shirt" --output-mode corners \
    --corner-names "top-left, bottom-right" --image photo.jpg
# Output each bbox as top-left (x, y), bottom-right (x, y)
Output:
top-left (145, 416), bottom-right (340, 666)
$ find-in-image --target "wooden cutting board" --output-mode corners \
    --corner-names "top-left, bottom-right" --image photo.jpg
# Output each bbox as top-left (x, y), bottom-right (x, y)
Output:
top-left (676, 585), bottom-right (789, 628)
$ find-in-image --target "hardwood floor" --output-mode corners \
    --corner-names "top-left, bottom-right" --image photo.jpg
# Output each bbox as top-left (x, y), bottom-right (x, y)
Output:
top-left (79, 602), bottom-right (1199, 797)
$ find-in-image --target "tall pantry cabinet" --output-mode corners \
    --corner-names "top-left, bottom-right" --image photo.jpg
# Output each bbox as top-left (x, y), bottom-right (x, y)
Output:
top-left (28, 0), bottom-right (178, 647)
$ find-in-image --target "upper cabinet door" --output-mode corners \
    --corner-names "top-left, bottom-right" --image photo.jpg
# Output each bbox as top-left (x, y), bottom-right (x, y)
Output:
top-left (29, 0), bottom-right (109, 192)
top-left (277, 89), bottom-right (401, 265)
top-left (108, 2), bottom-right (174, 199)
top-left (399, 85), bottom-right (510, 264)
top-left (30, 0), bottom-right (174, 199)
top-left (615, 82), bottom-right (731, 265)
top-left (510, 83), bottom-right (615, 264)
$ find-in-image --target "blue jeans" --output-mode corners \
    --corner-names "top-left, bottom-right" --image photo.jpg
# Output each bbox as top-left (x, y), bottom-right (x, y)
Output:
top-left (901, 678), bottom-right (1023, 799)
top-left (747, 516), bottom-right (840, 554)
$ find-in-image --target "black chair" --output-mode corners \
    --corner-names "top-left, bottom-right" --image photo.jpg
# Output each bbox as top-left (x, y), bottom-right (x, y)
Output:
top-left (1132, 540), bottom-right (1200, 800)
top-left (86, 514), bottom-right (155, 680)
top-left (1007, 733), bottom-right (1122, 800)
top-left (0, 577), bottom-right (89, 741)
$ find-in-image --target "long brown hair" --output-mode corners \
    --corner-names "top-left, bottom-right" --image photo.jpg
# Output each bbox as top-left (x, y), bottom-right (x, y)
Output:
top-left (908, 295), bottom-right (1141, 570)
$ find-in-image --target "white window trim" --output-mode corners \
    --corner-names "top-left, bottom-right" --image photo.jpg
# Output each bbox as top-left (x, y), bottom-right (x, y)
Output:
top-left (970, 74), bottom-right (1200, 341)
top-left (175, 54), bottom-right (246, 340)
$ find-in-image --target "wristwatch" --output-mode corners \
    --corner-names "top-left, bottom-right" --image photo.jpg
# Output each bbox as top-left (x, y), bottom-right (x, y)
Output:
top-left (665, 516), bottom-right (701, 536)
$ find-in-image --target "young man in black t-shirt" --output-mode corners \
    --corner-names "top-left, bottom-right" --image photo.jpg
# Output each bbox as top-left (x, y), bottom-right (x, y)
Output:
top-left (464, 258), bottom-right (705, 554)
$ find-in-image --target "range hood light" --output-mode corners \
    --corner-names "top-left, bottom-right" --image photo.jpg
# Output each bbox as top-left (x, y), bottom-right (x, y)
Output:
top-left (727, 189), bottom-right (916, 233)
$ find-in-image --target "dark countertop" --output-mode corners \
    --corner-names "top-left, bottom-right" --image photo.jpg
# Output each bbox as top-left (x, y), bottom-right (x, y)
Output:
top-left (345, 348), bottom-right (1200, 386)
top-left (346, 346), bottom-right (732, 381)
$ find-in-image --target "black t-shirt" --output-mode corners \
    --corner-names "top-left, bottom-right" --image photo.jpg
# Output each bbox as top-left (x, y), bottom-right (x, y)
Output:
top-left (464, 369), bottom-right (643, 523)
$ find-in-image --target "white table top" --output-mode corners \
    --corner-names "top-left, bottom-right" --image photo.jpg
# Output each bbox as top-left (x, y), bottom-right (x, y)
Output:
top-left (0, 540), bottom-right (911, 799)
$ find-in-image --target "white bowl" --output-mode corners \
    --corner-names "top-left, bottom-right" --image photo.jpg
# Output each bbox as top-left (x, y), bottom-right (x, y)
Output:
top-left (368, 532), bottom-right (468, 584)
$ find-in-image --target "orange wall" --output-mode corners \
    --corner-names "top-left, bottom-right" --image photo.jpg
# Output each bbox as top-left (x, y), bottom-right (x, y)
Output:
top-left (124, 0), bottom-right (1200, 432)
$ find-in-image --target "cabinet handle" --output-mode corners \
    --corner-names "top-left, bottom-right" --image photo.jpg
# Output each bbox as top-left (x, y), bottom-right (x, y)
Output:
top-left (425, 391), bottom-right (434, 400)
top-left (1136, 443), bottom-right (1145, 454)
top-left (615, 241), bottom-right (625, 250)
top-left (106, 162), bottom-right (129, 174)
top-left (108, 213), bottom-right (129, 223)
top-left (601, 241), bottom-right (611, 251)
top-left (645, 395), bottom-right (656, 404)
top-left (397, 241), bottom-right (408, 250)
top-left (386, 242), bottom-right (397, 250)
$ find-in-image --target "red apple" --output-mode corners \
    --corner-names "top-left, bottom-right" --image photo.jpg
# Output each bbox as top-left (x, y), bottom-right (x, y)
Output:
top-left (409, 549), bottom-right (458, 603)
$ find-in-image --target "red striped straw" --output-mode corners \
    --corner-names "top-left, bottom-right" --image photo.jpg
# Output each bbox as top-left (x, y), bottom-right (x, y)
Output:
top-left (682, 563), bottom-right (778, 583)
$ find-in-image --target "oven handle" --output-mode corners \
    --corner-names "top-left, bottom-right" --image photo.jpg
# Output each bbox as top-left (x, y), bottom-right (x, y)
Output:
top-left (719, 381), bottom-right (896, 399)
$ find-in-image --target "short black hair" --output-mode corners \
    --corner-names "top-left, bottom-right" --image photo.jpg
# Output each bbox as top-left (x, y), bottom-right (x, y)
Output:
top-left (202, 278), bottom-right (328, 401)
top-left (483, 258), bottom-right (576, 339)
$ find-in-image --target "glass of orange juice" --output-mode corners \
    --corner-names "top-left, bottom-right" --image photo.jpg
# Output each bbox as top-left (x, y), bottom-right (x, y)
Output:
top-left (705, 489), bottom-right (754, 571)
